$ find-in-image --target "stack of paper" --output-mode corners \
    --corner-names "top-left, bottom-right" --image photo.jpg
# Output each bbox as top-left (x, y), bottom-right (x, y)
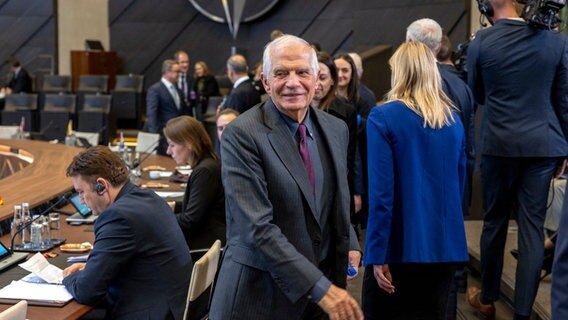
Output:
top-left (0, 253), bottom-right (73, 306)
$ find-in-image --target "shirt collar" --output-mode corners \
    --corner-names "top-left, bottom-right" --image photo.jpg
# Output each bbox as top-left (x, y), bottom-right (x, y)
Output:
top-left (278, 106), bottom-right (314, 140)
top-left (233, 75), bottom-right (249, 89)
top-left (161, 77), bottom-right (176, 88)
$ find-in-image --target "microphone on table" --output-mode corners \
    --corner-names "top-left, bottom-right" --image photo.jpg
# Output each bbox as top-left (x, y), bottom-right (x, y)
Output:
top-left (130, 140), bottom-right (160, 171)
top-left (10, 192), bottom-right (73, 252)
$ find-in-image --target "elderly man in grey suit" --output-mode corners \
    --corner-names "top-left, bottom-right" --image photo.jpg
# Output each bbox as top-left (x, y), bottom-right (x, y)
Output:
top-left (210, 35), bottom-right (363, 320)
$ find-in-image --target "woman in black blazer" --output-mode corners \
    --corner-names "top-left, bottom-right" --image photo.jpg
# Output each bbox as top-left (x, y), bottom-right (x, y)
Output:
top-left (193, 61), bottom-right (221, 116)
top-left (164, 116), bottom-right (225, 250)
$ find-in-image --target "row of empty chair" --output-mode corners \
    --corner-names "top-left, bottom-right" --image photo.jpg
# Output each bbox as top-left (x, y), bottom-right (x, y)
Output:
top-left (0, 93), bottom-right (113, 144)
top-left (1, 74), bottom-right (145, 144)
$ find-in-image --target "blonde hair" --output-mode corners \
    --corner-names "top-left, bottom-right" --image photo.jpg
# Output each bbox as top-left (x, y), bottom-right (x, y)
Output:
top-left (387, 41), bottom-right (455, 129)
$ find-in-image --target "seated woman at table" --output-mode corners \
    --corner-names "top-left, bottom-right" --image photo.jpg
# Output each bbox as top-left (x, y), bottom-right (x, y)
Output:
top-left (164, 115), bottom-right (225, 250)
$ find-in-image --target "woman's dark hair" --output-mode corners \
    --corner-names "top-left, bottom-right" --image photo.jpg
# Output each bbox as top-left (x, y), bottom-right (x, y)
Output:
top-left (334, 53), bottom-right (360, 104)
top-left (316, 51), bottom-right (339, 112)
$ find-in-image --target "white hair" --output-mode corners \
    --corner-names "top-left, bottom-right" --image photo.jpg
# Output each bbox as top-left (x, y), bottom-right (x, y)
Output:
top-left (406, 18), bottom-right (443, 53)
top-left (262, 35), bottom-right (319, 77)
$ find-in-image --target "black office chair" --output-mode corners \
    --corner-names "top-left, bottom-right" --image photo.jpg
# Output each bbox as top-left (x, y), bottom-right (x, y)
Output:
top-left (1, 93), bottom-right (38, 132)
top-left (40, 93), bottom-right (76, 140)
top-left (77, 75), bottom-right (109, 109)
top-left (111, 74), bottom-right (144, 129)
top-left (39, 75), bottom-right (72, 110)
top-left (77, 94), bottom-right (112, 145)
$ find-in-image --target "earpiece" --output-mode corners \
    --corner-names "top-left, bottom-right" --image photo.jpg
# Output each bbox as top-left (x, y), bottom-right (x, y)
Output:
top-left (95, 182), bottom-right (105, 195)
top-left (477, 0), bottom-right (494, 19)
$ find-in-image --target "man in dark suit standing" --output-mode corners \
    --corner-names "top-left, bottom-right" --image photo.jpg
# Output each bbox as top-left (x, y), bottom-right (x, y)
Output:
top-left (4, 57), bottom-right (32, 94)
top-left (210, 35), bottom-right (363, 320)
top-left (174, 50), bottom-right (198, 119)
top-left (63, 146), bottom-right (192, 319)
top-left (146, 59), bottom-right (190, 155)
top-left (466, 1), bottom-right (568, 319)
top-left (221, 54), bottom-right (261, 114)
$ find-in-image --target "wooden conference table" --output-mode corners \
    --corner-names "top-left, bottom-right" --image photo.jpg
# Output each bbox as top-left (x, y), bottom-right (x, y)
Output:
top-left (0, 139), bottom-right (181, 319)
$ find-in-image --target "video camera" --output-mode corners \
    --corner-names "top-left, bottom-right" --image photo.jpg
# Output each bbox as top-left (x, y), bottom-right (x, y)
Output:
top-left (518, 0), bottom-right (565, 29)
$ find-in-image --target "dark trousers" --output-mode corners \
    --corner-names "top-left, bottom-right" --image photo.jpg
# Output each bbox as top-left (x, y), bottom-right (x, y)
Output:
top-left (480, 156), bottom-right (561, 316)
top-left (362, 263), bottom-right (457, 320)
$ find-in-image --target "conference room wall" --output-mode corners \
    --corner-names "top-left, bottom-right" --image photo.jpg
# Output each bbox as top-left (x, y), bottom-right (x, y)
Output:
top-left (0, 0), bottom-right (469, 95)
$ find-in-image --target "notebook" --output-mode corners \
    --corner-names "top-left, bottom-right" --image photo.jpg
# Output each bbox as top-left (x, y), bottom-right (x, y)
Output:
top-left (0, 241), bottom-right (27, 273)
top-left (65, 194), bottom-right (98, 224)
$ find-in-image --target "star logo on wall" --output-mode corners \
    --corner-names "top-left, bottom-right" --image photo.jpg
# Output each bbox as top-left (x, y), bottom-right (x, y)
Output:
top-left (188, 0), bottom-right (280, 39)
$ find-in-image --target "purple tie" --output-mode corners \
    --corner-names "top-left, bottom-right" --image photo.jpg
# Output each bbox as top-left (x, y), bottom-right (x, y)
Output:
top-left (298, 123), bottom-right (315, 194)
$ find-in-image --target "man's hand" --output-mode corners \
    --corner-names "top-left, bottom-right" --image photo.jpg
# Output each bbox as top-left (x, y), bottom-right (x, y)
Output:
top-left (317, 284), bottom-right (363, 320)
top-left (63, 263), bottom-right (86, 278)
top-left (353, 195), bottom-right (362, 214)
top-left (373, 264), bottom-right (394, 294)
top-left (347, 250), bottom-right (362, 281)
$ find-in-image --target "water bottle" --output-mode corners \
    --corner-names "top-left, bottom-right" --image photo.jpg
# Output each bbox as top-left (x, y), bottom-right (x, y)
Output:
top-left (347, 261), bottom-right (358, 277)
top-left (30, 216), bottom-right (43, 250)
top-left (10, 205), bottom-right (23, 248)
top-left (41, 216), bottom-right (51, 247)
top-left (21, 202), bottom-right (32, 248)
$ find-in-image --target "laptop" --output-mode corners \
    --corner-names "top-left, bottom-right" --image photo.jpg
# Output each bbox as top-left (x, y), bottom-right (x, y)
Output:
top-left (65, 194), bottom-right (98, 224)
top-left (0, 241), bottom-right (27, 273)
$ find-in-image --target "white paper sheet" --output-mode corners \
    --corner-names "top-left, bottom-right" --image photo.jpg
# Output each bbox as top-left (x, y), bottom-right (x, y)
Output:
top-left (18, 252), bottom-right (63, 284)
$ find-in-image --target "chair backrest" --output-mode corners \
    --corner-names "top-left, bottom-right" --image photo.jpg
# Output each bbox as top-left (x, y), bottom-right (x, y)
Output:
top-left (114, 74), bottom-right (144, 92)
top-left (0, 126), bottom-right (19, 139)
top-left (42, 75), bottom-right (71, 92)
top-left (135, 131), bottom-right (160, 154)
top-left (5, 94), bottom-right (38, 111)
top-left (184, 239), bottom-right (222, 320)
top-left (78, 75), bottom-right (108, 93)
top-left (82, 94), bottom-right (111, 113)
top-left (44, 93), bottom-right (76, 113)
top-left (0, 300), bottom-right (27, 320)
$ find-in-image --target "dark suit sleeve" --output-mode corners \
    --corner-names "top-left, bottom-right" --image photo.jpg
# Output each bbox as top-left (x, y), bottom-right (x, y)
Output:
top-left (146, 86), bottom-right (160, 133)
top-left (552, 36), bottom-right (568, 144)
top-left (63, 212), bottom-right (137, 305)
top-left (176, 162), bottom-right (220, 233)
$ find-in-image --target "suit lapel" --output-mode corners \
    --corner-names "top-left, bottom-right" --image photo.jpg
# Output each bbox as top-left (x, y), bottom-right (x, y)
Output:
top-left (263, 99), bottom-right (319, 220)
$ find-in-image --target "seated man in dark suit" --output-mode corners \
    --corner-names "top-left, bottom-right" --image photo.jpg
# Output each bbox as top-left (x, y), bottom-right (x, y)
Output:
top-left (220, 54), bottom-right (261, 114)
top-left (146, 59), bottom-right (191, 155)
top-left (3, 57), bottom-right (32, 94)
top-left (63, 146), bottom-right (192, 319)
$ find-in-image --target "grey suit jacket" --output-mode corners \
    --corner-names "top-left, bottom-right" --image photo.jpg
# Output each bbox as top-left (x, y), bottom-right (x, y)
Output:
top-left (210, 99), bottom-right (351, 320)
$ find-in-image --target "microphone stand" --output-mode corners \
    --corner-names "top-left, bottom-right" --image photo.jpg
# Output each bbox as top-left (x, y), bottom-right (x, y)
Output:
top-left (10, 192), bottom-right (72, 252)
top-left (130, 140), bottom-right (160, 173)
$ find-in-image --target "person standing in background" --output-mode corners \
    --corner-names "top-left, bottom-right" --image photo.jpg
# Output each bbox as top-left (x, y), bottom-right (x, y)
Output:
top-left (146, 60), bottom-right (190, 155)
top-left (174, 51), bottom-right (198, 119)
top-left (3, 57), bottom-right (32, 95)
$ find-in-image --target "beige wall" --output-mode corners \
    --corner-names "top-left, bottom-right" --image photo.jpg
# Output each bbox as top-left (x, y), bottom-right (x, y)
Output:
top-left (57, 0), bottom-right (109, 75)
top-left (470, 0), bottom-right (483, 35)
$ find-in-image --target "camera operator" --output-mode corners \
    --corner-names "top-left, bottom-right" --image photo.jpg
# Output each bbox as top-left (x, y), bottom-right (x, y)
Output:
top-left (466, 1), bottom-right (568, 319)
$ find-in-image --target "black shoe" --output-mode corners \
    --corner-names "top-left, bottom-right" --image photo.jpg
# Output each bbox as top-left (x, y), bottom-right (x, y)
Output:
top-left (510, 248), bottom-right (554, 280)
